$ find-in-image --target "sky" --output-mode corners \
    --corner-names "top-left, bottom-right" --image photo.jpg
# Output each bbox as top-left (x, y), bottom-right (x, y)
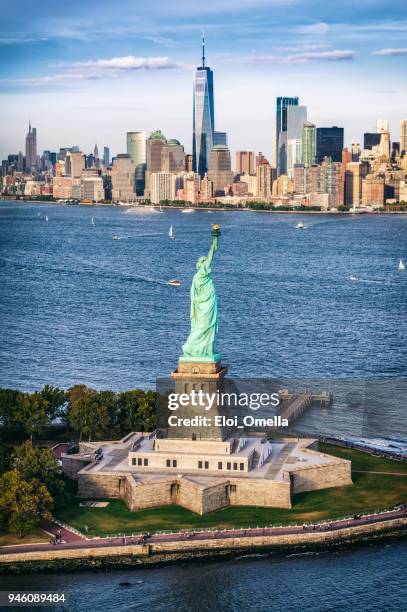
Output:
top-left (1, 0), bottom-right (407, 162)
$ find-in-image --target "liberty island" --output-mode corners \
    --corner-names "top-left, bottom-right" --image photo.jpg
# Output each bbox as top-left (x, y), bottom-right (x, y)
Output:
top-left (61, 226), bottom-right (352, 514)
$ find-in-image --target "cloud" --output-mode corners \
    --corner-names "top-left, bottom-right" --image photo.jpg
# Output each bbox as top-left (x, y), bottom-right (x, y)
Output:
top-left (0, 56), bottom-right (182, 88)
top-left (70, 55), bottom-right (181, 70)
top-left (249, 49), bottom-right (355, 64)
top-left (372, 47), bottom-right (407, 56)
top-left (297, 22), bottom-right (330, 36)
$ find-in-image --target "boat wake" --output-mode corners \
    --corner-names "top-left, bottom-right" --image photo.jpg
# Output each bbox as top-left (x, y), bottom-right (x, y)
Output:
top-left (349, 276), bottom-right (384, 284)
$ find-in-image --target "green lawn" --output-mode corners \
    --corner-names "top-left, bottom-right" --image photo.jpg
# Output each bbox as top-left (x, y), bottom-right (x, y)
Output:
top-left (0, 528), bottom-right (50, 547)
top-left (55, 443), bottom-right (407, 537)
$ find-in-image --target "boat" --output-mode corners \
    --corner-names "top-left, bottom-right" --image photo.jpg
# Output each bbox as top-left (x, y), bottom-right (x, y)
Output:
top-left (169, 225), bottom-right (174, 239)
top-left (350, 276), bottom-right (358, 282)
top-left (118, 201), bottom-right (127, 206)
top-left (295, 222), bottom-right (305, 229)
top-left (45, 216), bottom-right (49, 222)
top-left (399, 259), bottom-right (405, 271)
top-left (182, 208), bottom-right (195, 213)
top-left (112, 235), bottom-right (120, 240)
top-left (168, 279), bottom-right (181, 287)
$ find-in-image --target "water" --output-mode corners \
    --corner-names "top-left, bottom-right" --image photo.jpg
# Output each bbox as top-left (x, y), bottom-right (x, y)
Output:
top-left (1, 541), bottom-right (407, 611)
top-left (1, 203), bottom-right (407, 438)
top-left (1, 202), bottom-right (406, 391)
top-left (1, 202), bottom-right (407, 608)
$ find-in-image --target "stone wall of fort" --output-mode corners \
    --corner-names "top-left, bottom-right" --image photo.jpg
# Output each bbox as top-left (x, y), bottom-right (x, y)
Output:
top-left (228, 477), bottom-right (292, 509)
top-left (62, 456), bottom-right (93, 480)
top-left (77, 470), bottom-right (125, 499)
top-left (124, 477), bottom-right (173, 511)
top-left (290, 460), bottom-right (352, 494)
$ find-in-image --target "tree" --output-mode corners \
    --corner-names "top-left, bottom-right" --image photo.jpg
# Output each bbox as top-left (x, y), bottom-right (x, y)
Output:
top-left (117, 390), bottom-right (145, 435)
top-left (40, 385), bottom-right (67, 420)
top-left (67, 385), bottom-right (110, 441)
top-left (13, 442), bottom-right (65, 507)
top-left (0, 388), bottom-right (20, 437)
top-left (137, 391), bottom-right (157, 432)
top-left (13, 393), bottom-right (49, 441)
top-left (0, 469), bottom-right (52, 537)
top-left (96, 390), bottom-right (118, 437)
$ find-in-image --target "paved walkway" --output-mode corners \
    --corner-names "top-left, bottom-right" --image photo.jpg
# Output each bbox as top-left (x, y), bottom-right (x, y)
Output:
top-left (1, 509), bottom-right (406, 557)
top-left (39, 520), bottom-right (85, 544)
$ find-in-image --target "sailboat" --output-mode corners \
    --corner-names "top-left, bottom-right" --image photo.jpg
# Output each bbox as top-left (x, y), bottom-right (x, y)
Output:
top-left (399, 259), bottom-right (405, 271)
top-left (91, 217), bottom-right (95, 225)
top-left (169, 225), bottom-right (174, 239)
top-left (45, 215), bottom-right (49, 222)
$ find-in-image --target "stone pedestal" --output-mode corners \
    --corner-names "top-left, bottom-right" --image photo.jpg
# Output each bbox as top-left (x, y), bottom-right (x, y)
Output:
top-left (169, 360), bottom-right (229, 441)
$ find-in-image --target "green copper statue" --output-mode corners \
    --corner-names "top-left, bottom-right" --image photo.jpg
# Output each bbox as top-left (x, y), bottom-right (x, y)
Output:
top-left (181, 226), bottom-right (221, 363)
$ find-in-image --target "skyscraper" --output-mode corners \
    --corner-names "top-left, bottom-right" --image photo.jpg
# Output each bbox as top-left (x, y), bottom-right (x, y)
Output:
top-left (275, 96), bottom-right (299, 175)
top-left (192, 34), bottom-right (215, 176)
top-left (25, 121), bottom-right (37, 171)
top-left (207, 144), bottom-right (233, 196)
top-left (127, 131), bottom-right (146, 196)
top-left (376, 119), bottom-right (389, 133)
top-left (236, 151), bottom-right (255, 175)
top-left (400, 120), bottom-right (407, 155)
top-left (111, 154), bottom-right (135, 202)
top-left (316, 127), bottom-right (344, 163)
top-left (363, 133), bottom-right (381, 150)
top-left (302, 122), bottom-right (316, 167)
top-left (286, 105), bottom-right (307, 177)
top-left (103, 146), bottom-right (110, 167)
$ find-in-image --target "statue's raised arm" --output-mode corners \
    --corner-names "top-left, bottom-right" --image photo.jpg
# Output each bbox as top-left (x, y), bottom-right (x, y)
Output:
top-left (180, 225), bottom-right (221, 363)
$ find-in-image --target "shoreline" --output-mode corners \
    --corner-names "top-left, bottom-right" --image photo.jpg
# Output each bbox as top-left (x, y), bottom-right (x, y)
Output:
top-left (1, 520), bottom-right (406, 575)
top-left (1, 513), bottom-right (406, 574)
top-left (1, 198), bottom-right (407, 215)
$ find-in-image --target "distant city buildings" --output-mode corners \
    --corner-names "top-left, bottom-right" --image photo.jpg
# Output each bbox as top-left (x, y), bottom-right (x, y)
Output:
top-left (111, 154), bottom-right (135, 202)
top-left (1, 55), bottom-right (406, 212)
top-left (25, 122), bottom-right (37, 172)
top-left (126, 131), bottom-right (146, 195)
top-left (316, 127), bottom-right (344, 163)
top-left (275, 96), bottom-right (299, 175)
top-left (208, 144), bottom-right (233, 196)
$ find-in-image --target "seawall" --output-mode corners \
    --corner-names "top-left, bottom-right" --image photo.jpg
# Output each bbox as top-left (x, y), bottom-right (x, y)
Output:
top-left (1, 518), bottom-right (406, 574)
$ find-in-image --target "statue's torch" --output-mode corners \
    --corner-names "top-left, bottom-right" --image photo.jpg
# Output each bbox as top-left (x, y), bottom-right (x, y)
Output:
top-left (211, 224), bottom-right (221, 237)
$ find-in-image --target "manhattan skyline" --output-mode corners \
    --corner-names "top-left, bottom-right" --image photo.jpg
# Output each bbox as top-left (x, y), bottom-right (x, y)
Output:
top-left (1, 0), bottom-right (407, 160)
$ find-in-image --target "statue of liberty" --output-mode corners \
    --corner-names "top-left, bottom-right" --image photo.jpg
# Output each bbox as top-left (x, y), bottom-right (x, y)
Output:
top-left (181, 226), bottom-right (221, 362)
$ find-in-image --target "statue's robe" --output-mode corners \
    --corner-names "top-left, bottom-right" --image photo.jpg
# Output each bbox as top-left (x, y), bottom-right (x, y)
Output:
top-left (182, 256), bottom-right (218, 360)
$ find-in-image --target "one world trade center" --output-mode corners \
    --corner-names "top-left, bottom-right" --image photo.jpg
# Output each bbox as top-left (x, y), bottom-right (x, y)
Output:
top-left (192, 35), bottom-right (215, 176)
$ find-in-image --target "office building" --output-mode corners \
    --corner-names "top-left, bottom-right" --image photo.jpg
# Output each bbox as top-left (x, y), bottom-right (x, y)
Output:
top-left (25, 122), bottom-right (37, 171)
top-left (162, 139), bottom-right (185, 173)
top-left (399, 120), bottom-right (407, 155)
top-left (235, 151), bottom-right (255, 176)
top-left (145, 130), bottom-right (167, 196)
top-left (376, 119), bottom-right (389, 133)
top-left (364, 133), bottom-right (381, 150)
top-left (316, 127), bottom-right (344, 163)
top-left (103, 146), bottom-right (110, 167)
top-left (65, 151), bottom-right (85, 178)
top-left (111, 154), bottom-right (135, 202)
top-left (257, 159), bottom-right (273, 199)
top-left (345, 161), bottom-right (370, 207)
top-left (207, 145), bottom-right (233, 196)
top-left (151, 172), bottom-right (176, 204)
top-left (192, 35), bottom-right (215, 176)
top-left (275, 96), bottom-right (299, 175)
top-left (362, 174), bottom-right (384, 208)
top-left (302, 122), bottom-right (316, 167)
top-left (127, 131), bottom-right (146, 195)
